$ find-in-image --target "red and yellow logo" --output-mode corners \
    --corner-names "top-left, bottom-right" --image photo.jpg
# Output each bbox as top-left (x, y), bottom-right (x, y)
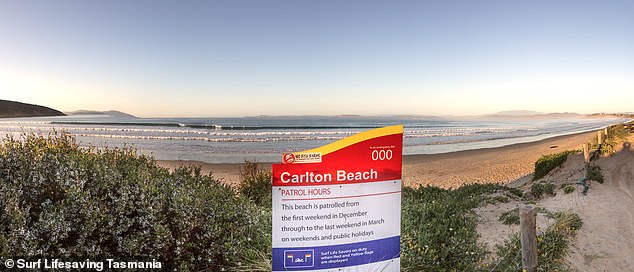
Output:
top-left (282, 153), bottom-right (296, 164)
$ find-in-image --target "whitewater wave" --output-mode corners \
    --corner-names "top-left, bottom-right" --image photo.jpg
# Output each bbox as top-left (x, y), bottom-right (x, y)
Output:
top-left (0, 124), bottom-right (520, 141)
top-left (73, 133), bottom-right (345, 143)
top-left (48, 121), bottom-right (384, 130)
top-left (0, 122), bottom-right (599, 144)
top-left (0, 123), bottom-right (534, 138)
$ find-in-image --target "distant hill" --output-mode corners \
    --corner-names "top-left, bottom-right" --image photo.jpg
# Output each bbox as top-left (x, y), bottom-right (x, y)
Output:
top-left (482, 111), bottom-right (584, 119)
top-left (0, 99), bottom-right (66, 118)
top-left (492, 110), bottom-right (543, 116)
top-left (66, 110), bottom-right (136, 118)
top-left (249, 114), bottom-right (445, 120)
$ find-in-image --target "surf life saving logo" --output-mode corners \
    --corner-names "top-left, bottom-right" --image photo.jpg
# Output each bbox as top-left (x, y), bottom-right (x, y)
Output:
top-left (282, 153), bottom-right (296, 164)
top-left (272, 125), bottom-right (403, 272)
top-left (282, 152), bottom-right (322, 164)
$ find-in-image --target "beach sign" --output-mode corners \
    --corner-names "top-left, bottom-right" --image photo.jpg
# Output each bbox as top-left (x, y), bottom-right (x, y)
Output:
top-left (272, 125), bottom-right (403, 271)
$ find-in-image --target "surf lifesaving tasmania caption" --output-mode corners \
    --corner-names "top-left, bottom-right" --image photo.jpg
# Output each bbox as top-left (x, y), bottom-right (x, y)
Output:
top-left (1, 258), bottom-right (161, 271)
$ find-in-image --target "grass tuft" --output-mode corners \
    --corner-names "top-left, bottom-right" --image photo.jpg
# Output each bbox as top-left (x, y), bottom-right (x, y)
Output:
top-left (586, 165), bottom-right (605, 184)
top-left (531, 182), bottom-right (556, 199)
top-left (498, 208), bottom-right (520, 225)
top-left (563, 184), bottom-right (575, 194)
top-left (238, 160), bottom-right (272, 209)
top-left (493, 212), bottom-right (582, 271)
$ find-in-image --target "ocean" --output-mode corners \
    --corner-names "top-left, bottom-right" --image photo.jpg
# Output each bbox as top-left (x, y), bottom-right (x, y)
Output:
top-left (0, 115), bottom-right (628, 163)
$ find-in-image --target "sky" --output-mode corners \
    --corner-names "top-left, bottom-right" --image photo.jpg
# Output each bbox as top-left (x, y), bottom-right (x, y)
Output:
top-left (0, 0), bottom-right (632, 117)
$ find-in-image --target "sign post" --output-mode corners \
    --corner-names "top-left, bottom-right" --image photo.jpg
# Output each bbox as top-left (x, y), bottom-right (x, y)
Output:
top-left (272, 125), bottom-right (403, 271)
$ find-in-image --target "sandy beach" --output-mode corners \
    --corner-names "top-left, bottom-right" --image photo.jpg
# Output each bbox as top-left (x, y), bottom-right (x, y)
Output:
top-left (157, 131), bottom-right (597, 188)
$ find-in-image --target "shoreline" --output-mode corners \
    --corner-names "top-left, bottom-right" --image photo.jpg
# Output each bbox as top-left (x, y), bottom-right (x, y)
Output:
top-left (156, 130), bottom-right (598, 188)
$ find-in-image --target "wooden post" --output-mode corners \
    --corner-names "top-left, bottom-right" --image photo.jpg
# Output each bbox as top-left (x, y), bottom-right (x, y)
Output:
top-left (597, 130), bottom-right (603, 145)
top-left (604, 127), bottom-right (609, 137)
top-left (520, 205), bottom-right (537, 272)
top-left (583, 143), bottom-right (590, 163)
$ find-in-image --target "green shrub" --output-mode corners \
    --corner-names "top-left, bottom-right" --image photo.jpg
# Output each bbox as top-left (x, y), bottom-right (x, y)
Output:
top-left (589, 125), bottom-right (629, 155)
top-left (507, 188), bottom-right (524, 198)
top-left (238, 161), bottom-right (272, 209)
top-left (498, 208), bottom-right (520, 225)
top-left (401, 184), bottom-right (505, 271)
top-left (533, 151), bottom-right (573, 181)
top-left (600, 125), bottom-right (629, 155)
top-left (489, 195), bottom-right (510, 204)
top-left (563, 185), bottom-right (575, 194)
top-left (531, 183), bottom-right (556, 199)
top-left (0, 133), bottom-right (270, 271)
top-left (492, 212), bottom-right (582, 271)
top-left (586, 165), bottom-right (605, 184)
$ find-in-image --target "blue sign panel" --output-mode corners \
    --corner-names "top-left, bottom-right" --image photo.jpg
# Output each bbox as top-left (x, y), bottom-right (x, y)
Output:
top-left (273, 236), bottom-right (400, 271)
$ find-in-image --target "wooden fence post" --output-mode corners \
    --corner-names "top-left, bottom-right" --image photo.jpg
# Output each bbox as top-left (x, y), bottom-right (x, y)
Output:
top-left (520, 205), bottom-right (537, 272)
top-left (597, 130), bottom-right (603, 145)
top-left (583, 143), bottom-right (589, 163)
top-left (604, 127), bottom-right (609, 137)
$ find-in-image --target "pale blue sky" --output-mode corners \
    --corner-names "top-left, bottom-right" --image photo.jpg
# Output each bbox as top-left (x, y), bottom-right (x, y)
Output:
top-left (1, 0), bottom-right (632, 117)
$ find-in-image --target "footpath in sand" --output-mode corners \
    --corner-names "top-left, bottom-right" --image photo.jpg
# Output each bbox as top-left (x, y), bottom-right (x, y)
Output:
top-left (478, 135), bottom-right (634, 271)
top-left (541, 136), bottom-right (634, 271)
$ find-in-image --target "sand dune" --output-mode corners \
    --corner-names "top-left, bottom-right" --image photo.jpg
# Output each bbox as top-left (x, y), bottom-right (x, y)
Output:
top-left (477, 135), bottom-right (634, 271)
top-left (539, 137), bottom-right (634, 271)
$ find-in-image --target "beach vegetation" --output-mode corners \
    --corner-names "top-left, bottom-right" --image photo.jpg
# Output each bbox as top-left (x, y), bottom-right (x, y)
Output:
top-left (589, 124), bottom-right (630, 155)
top-left (0, 133), bottom-right (270, 271)
top-left (489, 195), bottom-right (510, 204)
top-left (401, 184), bottom-right (522, 271)
top-left (600, 125), bottom-right (629, 155)
top-left (562, 184), bottom-right (575, 194)
top-left (235, 162), bottom-right (274, 271)
top-left (238, 160), bottom-right (272, 209)
top-left (498, 208), bottom-right (520, 225)
top-left (531, 182), bottom-right (556, 199)
top-left (586, 165), bottom-right (604, 184)
top-left (506, 187), bottom-right (524, 198)
top-left (533, 151), bottom-right (574, 181)
top-left (492, 212), bottom-right (582, 271)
